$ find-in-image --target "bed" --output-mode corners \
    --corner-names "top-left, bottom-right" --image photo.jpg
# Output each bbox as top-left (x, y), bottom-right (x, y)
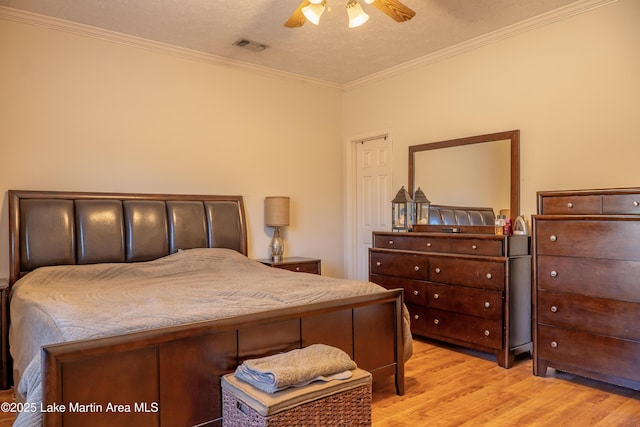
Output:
top-left (4, 190), bottom-right (409, 426)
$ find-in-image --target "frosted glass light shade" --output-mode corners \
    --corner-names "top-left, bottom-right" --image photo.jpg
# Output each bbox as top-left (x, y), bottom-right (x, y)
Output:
top-left (302, 2), bottom-right (325, 25)
top-left (347, 1), bottom-right (369, 28)
top-left (265, 197), bottom-right (290, 226)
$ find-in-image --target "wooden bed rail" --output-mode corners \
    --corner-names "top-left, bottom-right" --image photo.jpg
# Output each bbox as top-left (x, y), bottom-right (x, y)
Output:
top-left (42, 290), bottom-right (405, 427)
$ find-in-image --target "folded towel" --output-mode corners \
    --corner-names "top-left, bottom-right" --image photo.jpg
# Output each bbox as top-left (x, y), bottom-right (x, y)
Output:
top-left (234, 344), bottom-right (357, 393)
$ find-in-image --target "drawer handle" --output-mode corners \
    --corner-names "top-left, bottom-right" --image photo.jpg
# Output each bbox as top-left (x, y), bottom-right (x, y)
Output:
top-left (550, 235), bottom-right (557, 242)
top-left (433, 293), bottom-right (439, 300)
top-left (376, 261), bottom-right (381, 267)
top-left (388, 240), bottom-right (394, 245)
top-left (567, 202), bottom-right (574, 208)
top-left (484, 330), bottom-right (490, 336)
top-left (486, 273), bottom-right (493, 280)
top-left (634, 201), bottom-right (639, 207)
top-left (484, 302), bottom-right (491, 308)
top-left (472, 245), bottom-right (477, 250)
top-left (414, 265), bottom-right (420, 271)
top-left (434, 267), bottom-right (441, 274)
top-left (414, 314), bottom-right (420, 320)
top-left (433, 319), bottom-right (439, 325)
top-left (550, 341), bottom-right (558, 348)
top-left (550, 270), bottom-right (558, 278)
top-left (426, 242), bottom-right (432, 247)
top-left (295, 267), bottom-right (301, 271)
top-left (550, 306), bottom-right (558, 313)
top-left (413, 290), bottom-right (419, 296)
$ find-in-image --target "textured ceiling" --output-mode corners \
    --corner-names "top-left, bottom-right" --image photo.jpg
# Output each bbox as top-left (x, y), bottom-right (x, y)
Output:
top-left (0, 0), bottom-right (593, 85)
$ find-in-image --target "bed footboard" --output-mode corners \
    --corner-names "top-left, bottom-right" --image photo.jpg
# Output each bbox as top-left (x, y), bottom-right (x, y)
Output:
top-left (42, 291), bottom-right (405, 427)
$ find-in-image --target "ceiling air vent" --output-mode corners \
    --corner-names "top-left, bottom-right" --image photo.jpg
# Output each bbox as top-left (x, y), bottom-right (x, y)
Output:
top-left (233, 39), bottom-right (269, 52)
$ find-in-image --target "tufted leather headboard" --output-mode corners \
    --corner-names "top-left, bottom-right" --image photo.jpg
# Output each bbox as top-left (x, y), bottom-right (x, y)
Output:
top-left (8, 190), bottom-right (247, 286)
top-left (428, 204), bottom-right (495, 226)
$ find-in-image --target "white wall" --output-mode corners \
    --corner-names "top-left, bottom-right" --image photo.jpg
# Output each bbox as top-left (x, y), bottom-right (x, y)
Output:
top-left (343, 0), bottom-right (640, 224)
top-left (1, 0), bottom-right (639, 281)
top-left (0, 16), bottom-right (345, 278)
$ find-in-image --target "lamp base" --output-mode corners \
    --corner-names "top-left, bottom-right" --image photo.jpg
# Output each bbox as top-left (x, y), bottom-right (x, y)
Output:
top-left (269, 226), bottom-right (284, 261)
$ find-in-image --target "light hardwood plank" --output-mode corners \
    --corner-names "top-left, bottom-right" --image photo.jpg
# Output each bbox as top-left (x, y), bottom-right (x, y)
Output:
top-left (372, 337), bottom-right (640, 426)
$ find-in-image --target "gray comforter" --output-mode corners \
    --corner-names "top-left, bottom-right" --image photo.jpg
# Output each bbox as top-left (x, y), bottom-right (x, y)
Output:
top-left (10, 248), bottom-right (412, 426)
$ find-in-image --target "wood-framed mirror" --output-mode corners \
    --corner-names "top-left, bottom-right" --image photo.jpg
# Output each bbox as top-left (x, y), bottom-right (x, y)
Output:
top-left (408, 129), bottom-right (520, 227)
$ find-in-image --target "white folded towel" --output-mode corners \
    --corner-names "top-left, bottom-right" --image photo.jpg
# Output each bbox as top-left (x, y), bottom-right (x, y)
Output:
top-left (234, 344), bottom-right (357, 393)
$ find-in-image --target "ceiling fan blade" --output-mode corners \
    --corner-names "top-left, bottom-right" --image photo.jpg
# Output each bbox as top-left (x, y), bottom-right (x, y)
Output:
top-left (284, 0), bottom-right (311, 28)
top-left (371, 0), bottom-right (416, 23)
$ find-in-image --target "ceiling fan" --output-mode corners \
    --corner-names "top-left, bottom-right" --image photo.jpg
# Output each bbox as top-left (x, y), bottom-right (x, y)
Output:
top-left (284, 0), bottom-right (416, 28)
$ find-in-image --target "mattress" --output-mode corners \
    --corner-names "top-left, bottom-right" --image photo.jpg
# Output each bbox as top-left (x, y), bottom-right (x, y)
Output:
top-left (9, 248), bottom-right (412, 426)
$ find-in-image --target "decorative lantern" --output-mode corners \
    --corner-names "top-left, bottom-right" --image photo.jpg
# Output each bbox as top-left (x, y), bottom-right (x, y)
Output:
top-left (391, 186), bottom-right (414, 232)
top-left (413, 187), bottom-right (431, 226)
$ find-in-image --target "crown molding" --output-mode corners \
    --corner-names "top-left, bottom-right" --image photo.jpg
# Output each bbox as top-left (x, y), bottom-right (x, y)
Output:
top-left (0, 6), bottom-right (341, 91)
top-left (1, 0), bottom-right (617, 93)
top-left (343, 0), bottom-right (618, 91)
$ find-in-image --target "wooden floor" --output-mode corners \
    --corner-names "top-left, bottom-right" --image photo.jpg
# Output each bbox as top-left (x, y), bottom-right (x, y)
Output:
top-left (372, 337), bottom-right (640, 426)
top-left (0, 337), bottom-right (638, 426)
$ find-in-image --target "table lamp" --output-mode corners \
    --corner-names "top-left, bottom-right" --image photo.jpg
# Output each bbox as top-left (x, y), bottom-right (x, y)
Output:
top-left (265, 196), bottom-right (290, 261)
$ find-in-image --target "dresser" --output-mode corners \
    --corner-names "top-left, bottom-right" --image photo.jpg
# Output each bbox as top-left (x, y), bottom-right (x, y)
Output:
top-left (369, 231), bottom-right (531, 368)
top-left (532, 188), bottom-right (640, 390)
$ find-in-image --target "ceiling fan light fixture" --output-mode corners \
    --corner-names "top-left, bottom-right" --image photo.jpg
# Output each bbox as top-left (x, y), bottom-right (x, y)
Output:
top-left (364, 0), bottom-right (375, 3)
top-left (302, 2), bottom-right (326, 25)
top-left (346, 0), bottom-right (369, 28)
top-left (308, 0), bottom-right (324, 4)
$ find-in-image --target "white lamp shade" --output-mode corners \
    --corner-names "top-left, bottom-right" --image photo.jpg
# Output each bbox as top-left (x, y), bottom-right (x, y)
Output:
top-left (347, 1), bottom-right (369, 28)
top-left (265, 197), bottom-right (290, 226)
top-left (302, 2), bottom-right (325, 25)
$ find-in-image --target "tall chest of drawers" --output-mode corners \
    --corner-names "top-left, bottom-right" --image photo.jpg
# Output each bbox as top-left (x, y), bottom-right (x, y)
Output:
top-left (370, 232), bottom-right (531, 368)
top-left (533, 188), bottom-right (640, 390)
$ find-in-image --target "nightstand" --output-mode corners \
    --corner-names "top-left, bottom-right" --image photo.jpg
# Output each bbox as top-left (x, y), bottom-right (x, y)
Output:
top-left (256, 257), bottom-right (321, 275)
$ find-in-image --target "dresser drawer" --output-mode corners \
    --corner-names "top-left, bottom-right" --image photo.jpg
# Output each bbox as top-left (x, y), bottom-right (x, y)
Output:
top-left (405, 303), bottom-right (428, 332)
top-left (538, 290), bottom-right (639, 341)
top-left (369, 274), bottom-right (427, 306)
top-left (429, 257), bottom-right (505, 291)
top-left (428, 283), bottom-right (502, 320)
top-left (539, 191), bottom-right (640, 215)
top-left (426, 309), bottom-right (502, 349)
top-left (539, 195), bottom-right (601, 214)
top-left (274, 262), bottom-right (319, 274)
top-left (537, 255), bottom-right (640, 301)
top-left (370, 250), bottom-right (428, 279)
top-left (535, 219), bottom-right (640, 260)
top-left (374, 234), bottom-right (456, 254)
top-left (537, 325), bottom-right (640, 382)
top-left (374, 234), bottom-right (427, 251)
top-left (373, 233), bottom-right (505, 256)
top-left (257, 257), bottom-right (321, 274)
top-left (447, 238), bottom-right (504, 256)
top-left (603, 194), bottom-right (640, 214)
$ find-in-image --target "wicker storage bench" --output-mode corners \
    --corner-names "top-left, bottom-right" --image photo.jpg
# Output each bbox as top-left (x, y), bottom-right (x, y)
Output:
top-left (221, 368), bottom-right (372, 427)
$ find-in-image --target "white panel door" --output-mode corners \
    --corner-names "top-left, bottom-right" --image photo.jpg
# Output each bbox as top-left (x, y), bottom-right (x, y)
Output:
top-left (355, 136), bottom-right (392, 281)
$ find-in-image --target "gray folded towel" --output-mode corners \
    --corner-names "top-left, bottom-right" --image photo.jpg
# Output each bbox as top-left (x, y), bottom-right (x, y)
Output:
top-left (234, 344), bottom-right (357, 393)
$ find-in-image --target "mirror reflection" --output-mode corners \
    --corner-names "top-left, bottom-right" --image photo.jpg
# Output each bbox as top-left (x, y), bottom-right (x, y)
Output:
top-left (414, 139), bottom-right (510, 213)
top-left (409, 130), bottom-right (520, 221)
